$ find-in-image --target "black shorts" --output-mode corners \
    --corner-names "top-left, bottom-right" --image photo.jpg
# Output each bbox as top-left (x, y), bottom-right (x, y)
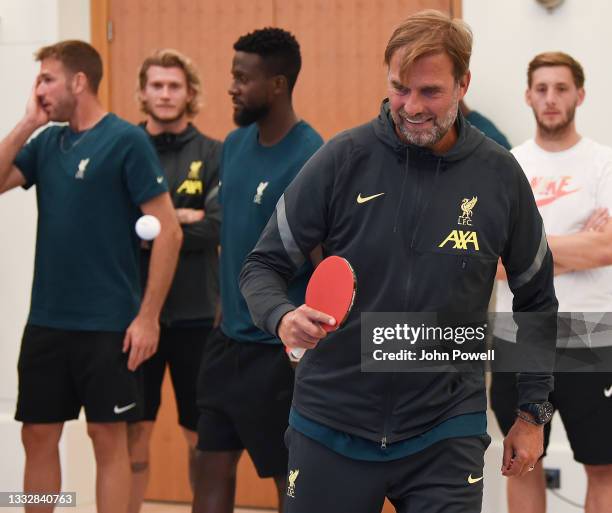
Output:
top-left (196, 328), bottom-right (294, 478)
top-left (490, 342), bottom-right (612, 465)
top-left (16, 325), bottom-right (143, 423)
top-left (284, 427), bottom-right (490, 513)
top-left (138, 324), bottom-right (211, 431)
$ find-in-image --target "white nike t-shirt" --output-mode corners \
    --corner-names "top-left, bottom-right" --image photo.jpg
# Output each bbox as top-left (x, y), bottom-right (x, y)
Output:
top-left (495, 137), bottom-right (612, 346)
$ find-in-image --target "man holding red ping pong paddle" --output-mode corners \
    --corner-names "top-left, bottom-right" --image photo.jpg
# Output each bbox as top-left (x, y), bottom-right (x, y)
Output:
top-left (289, 255), bottom-right (356, 360)
top-left (241, 10), bottom-right (558, 513)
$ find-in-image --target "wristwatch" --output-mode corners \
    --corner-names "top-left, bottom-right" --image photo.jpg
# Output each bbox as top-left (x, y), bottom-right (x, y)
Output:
top-left (517, 401), bottom-right (554, 425)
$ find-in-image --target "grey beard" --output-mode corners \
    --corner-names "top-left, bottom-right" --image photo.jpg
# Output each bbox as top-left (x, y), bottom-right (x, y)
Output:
top-left (392, 94), bottom-right (459, 147)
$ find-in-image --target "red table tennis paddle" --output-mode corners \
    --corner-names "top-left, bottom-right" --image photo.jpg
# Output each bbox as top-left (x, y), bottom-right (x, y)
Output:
top-left (291, 256), bottom-right (357, 359)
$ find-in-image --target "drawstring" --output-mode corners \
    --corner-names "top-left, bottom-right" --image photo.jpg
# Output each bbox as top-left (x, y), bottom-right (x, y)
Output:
top-left (392, 148), bottom-right (410, 233)
top-left (433, 157), bottom-right (442, 190)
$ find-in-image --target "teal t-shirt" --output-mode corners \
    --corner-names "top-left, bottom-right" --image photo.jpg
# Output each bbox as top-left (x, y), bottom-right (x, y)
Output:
top-left (219, 121), bottom-right (324, 343)
top-left (290, 408), bottom-right (487, 461)
top-left (465, 111), bottom-right (511, 150)
top-left (15, 114), bottom-right (167, 332)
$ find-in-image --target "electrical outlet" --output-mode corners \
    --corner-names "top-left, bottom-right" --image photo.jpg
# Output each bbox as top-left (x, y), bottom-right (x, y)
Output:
top-left (544, 468), bottom-right (560, 489)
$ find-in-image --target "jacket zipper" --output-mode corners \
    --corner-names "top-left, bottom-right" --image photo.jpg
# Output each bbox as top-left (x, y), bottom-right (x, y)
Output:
top-left (403, 152), bottom-right (422, 312)
top-left (410, 158), bottom-right (441, 249)
top-left (392, 153), bottom-right (409, 233)
top-left (380, 372), bottom-right (398, 449)
top-left (382, 153), bottom-right (438, 448)
top-left (383, 154), bottom-right (435, 447)
top-left (404, 157), bottom-right (441, 311)
top-left (383, 149), bottom-right (414, 448)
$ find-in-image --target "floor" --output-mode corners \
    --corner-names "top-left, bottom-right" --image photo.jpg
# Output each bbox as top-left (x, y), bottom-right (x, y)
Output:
top-left (73, 502), bottom-right (274, 513)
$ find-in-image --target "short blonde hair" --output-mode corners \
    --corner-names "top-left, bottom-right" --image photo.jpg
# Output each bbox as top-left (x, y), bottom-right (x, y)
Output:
top-left (384, 9), bottom-right (472, 81)
top-left (138, 49), bottom-right (201, 116)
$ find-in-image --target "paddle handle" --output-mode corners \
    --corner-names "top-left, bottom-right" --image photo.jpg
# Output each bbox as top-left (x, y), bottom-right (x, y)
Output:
top-left (291, 347), bottom-right (306, 359)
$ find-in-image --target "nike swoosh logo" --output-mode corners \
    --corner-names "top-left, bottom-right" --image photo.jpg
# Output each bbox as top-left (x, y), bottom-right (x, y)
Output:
top-left (157, 176), bottom-right (164, 184)
top-left (604, 385), bottom-right (612, 398)
top-left (114, 402), bottom-right (137, 414)
top-left (357, 192), bottom-right (385, 204)
top-left (467, 474), bottom-right (484, 484)
top-left (535, 188), bottom-right (579, 207)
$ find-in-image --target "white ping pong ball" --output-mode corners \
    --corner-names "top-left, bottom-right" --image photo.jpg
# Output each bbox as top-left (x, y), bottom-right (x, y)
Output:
top-left (135, 215), bottom-right (161, 240)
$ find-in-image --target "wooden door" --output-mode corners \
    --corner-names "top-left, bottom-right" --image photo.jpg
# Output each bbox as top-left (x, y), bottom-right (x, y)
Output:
top-left (91, 0), bottom-right (460, 509)
top-left (95, 0), bottom-right (460, 139)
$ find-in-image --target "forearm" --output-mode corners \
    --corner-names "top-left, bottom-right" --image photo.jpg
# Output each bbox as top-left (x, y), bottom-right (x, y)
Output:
top-left (240, 254), bottom-right (296, 335)
top-left (139, 226), bottom-right (182, 319)
top-left (181, 216), bottom-right (220, 251)
top-left (498, 258), bottom-right (571, 281)
top-left (239, 216), bottom-right (303, 336)
top-left (0, 119), bottom-right (37, 186)
top-left (516, 373), bottom-right (554, 405)
top-left (177, 191), bottom-right (221, 251)
top-left (548, 232), bottom-right (612, 269)
top-left (554, 263), bottom-right (572, 276)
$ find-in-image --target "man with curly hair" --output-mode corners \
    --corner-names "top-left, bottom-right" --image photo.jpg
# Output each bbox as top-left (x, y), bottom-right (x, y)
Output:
top-left (191, 28), bottom-right (323, 513)
top-left (127, 49), bottom-right (222, 513)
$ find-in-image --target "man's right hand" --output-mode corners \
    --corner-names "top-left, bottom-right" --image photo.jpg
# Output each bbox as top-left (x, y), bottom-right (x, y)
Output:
top-left (24, 81), bottom-right (49, 129)
top-left (277, 304), bottom-right (336, 353)
top-left (122, 313), bottom-right (160, 371)
top-left (176, 207), bottom-right (205, 224)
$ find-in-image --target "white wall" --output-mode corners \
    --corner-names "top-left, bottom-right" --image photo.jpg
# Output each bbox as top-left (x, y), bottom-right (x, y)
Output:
top-left (464, 1), bottom-right (608, 511)
top-left (464, 0), bottom-right (612, 148)
top-left (0, 0), bottom-right (94, 501)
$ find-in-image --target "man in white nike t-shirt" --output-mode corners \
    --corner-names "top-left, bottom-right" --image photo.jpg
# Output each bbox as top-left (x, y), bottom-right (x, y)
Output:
top-left (492, 52), bottom-right (612, 513)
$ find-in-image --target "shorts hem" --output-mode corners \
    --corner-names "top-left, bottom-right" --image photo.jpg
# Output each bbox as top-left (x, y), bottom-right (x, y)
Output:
top-left (15, 414), bottom-right (79, 424)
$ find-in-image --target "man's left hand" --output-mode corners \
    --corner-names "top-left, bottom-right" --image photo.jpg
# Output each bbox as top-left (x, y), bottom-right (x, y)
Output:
top-left (501, 415), bottom-right (544, 477)
top-left (122, 314), bottom-right (160, 371)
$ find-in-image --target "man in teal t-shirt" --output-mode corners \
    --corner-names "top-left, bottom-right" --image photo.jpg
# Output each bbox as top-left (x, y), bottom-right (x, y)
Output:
top-left (0, 41), bottom-right (182, 513)
top-left (460, 100), bottom-right (512, 150)
top-left (192, 28), bottom-right (323, 513)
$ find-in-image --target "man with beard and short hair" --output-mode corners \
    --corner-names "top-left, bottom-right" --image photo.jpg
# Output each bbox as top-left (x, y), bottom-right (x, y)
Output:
top-left (191, 28), bottom-right (323, 513)
top-left (239, 11), bottom-right (557, 513)
top-left (127, 49), bottom-right (221, 513)
top-left (492, 52), bottom-right (612, 513)
top-left (0, 40), bottom-right (182, 513)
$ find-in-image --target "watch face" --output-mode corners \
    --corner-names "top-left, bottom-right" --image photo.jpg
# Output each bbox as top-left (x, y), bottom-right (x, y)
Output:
top-left (537, 401), bottom-right (554, 423)
top-left (521, 401), bottom-right (554, 424)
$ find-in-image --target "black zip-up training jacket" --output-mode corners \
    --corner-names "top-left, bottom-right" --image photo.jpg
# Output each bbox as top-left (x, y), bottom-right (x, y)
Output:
top-left (141, 123), bottom-right (221, 325)
top-left (240, 101), bottom-right (558, 445)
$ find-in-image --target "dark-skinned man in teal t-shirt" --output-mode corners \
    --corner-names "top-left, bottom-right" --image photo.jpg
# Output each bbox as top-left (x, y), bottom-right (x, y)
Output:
top-left (191, 28), bottom-right (323, 513)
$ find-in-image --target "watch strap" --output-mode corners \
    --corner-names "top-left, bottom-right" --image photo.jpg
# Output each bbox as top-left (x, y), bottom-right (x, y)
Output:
top-left (516, 409), bottom-right (542, 426)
